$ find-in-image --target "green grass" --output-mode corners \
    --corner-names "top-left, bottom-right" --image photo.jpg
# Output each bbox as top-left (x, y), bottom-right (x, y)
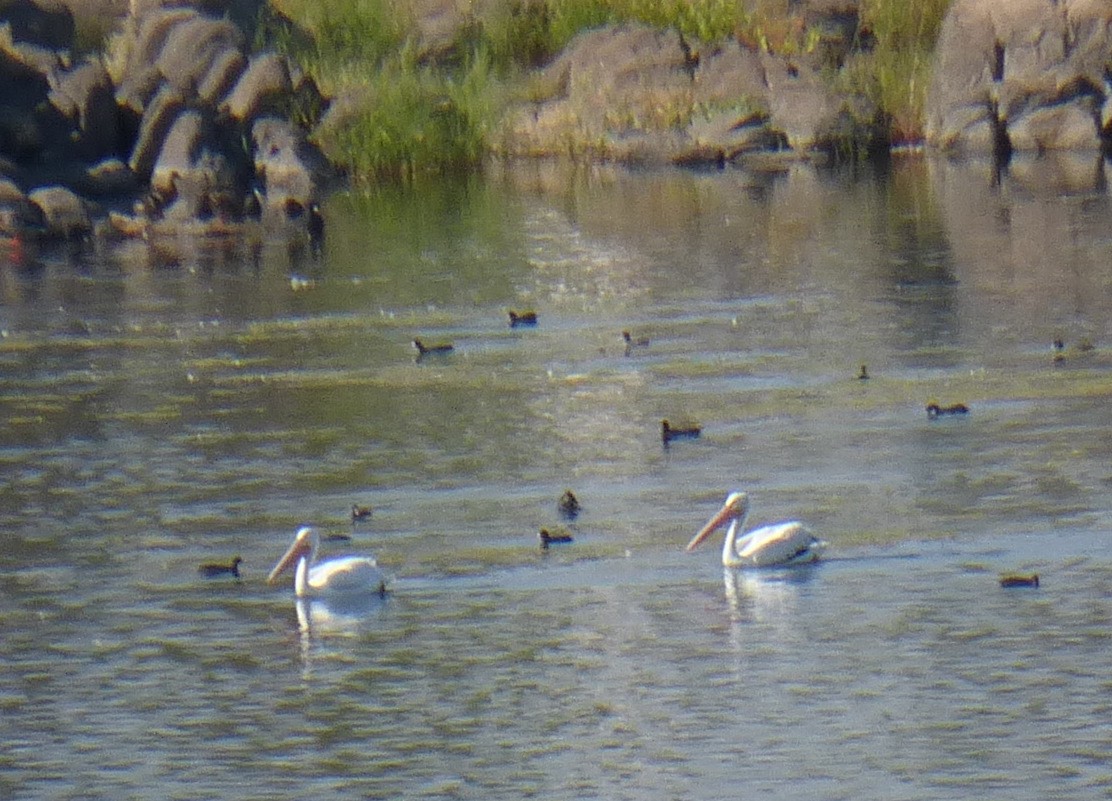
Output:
top-left (842, 0), bottom-right (952, 144)
top-left (268, 0), bottom-right (954, 179)
top-left (314, 53), bottom-right (499, 181)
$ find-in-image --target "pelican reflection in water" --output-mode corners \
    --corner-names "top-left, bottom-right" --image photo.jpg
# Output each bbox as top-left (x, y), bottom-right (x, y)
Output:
top-left (722, 567), bottom-right (818, 626)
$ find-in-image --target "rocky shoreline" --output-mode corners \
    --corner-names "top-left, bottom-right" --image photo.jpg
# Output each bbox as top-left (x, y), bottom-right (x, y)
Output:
top-left (4, 0), bottom-right (1112, 245)
top-left (1, 0), bottom-right (330, 244)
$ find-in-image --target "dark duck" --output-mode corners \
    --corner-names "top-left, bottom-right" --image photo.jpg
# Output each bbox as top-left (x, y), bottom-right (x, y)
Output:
top-left (662, 419), bottom-right (701, 444)
top-left (926, 402), bottom-right (969, 419)
top-left (351, 504), bottom-right (373, 522)
top-left (413, 338), bottom-right (454, 359)
top-left (508, 310), bottom-right (538, 327)
top-left (623, 330), bottom-right (650, 356)
top-left (199, 556), bottom-right (243, 578)
top-left (539, 527), bottom-right (574, 549)
top-left (558, 489), bottom-right (581, 520)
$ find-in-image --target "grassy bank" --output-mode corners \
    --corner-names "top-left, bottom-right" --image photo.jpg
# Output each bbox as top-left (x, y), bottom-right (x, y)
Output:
top-left (268, 0), bottom-right (952, 181)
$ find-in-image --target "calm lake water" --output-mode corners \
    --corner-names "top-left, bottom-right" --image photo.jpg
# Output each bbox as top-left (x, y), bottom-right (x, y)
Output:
top-left (2, 155), bottom-right (1111, 799)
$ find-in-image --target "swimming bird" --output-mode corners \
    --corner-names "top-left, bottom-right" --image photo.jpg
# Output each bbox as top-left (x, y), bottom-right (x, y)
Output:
top-left (623, 330), bottom-right (650, 356)
top-left (351, 504), bottom-right (372, 522)
top-left (1054, 337), bottom-right (1096, 363)
top-left (1000, 573), bottom-right (1039, 588)
top-left (926, 402), bottom-right (969, 419)
top-left (199, 556), bottom-right (242, 578)
top-left (686, 491), bottom-right (826, 568)
top-left (558, 489), bottom-right (581, 520)
top-left (662, 419), bottom-right (701, 444)
top-left (267, 525), bottom-right (386, 598)
top-left (539, 527), bottom-right (574, 548)
top-left (508, 310), bottom-right (538, 327)
top-left (413, 338), bottom-right (454, 359)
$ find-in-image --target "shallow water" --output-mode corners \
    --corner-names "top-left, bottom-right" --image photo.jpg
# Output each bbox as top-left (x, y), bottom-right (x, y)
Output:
top-left (1, 157), bottom-right (1111, 799)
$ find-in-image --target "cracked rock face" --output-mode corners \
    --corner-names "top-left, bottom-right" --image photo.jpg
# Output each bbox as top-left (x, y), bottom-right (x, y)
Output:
top-left (925, 0), bottom-right (1112, 156)
top-left (498, 22), bottom-right (882, 167)
top-left (0, 0), bottom-right (331, 240)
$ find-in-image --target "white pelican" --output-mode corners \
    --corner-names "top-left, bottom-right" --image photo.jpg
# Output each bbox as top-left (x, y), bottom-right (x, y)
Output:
top-left (267, 526), bottom-right (387, 597)
top-left (686, 491), bottom-right (826, 568)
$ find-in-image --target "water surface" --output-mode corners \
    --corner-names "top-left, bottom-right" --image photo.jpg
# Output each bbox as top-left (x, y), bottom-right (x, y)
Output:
top-left (1, 156), bottom-right (1111, 799)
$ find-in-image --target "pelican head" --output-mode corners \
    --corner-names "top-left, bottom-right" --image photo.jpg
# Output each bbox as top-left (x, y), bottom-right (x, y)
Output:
top-left (267, 526), bottom-right (320, 584)
top-left (686, 491), bottom-right (749, 552)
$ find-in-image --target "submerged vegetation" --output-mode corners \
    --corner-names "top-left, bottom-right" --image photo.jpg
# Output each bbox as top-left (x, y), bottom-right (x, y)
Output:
top-left (268, 0), bottom-right (952, 181)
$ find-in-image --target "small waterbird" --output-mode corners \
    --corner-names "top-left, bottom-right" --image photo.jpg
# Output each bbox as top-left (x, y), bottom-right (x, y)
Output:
top-left (1000, 574), bottom-right (1039, 588)
top-left (858, 364), bottom-right (870, 380)
top-left (926, 402), bottom-right (969, 419)
top-left (508, 310), bottom-right (538, 327)
top-left (623, 330), bottom-right (650, 356)
top-left (413, 338), bottom-right (454, 359)
top-left (558, 489), bottom-right (581, 520)
top-left (662, 419), bottom-right (701, 444)
top-left (351, 504), bottom-right (373, 523)
top-left (539, 527), bottom-right (575, 549)
top-left (199, 556), bottom-right (243, 578)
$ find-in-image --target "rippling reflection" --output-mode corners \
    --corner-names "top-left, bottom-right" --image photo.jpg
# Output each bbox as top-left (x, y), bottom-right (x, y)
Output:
top-left (722, 566), bottom-right (819, 625)
top-left (292, 595), bottom-right (390, 676)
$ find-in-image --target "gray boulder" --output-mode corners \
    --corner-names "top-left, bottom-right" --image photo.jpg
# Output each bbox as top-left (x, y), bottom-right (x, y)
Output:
top-left (0, 175), bottom-right (42, 236)
top-left (79, 157), bottom-right (137, 196)
top-left (156, 13), bottom-right (244, 93)
top-left (114, 8), bottom-right (199, 113)
top-left (150, 108), bottom-right (247, 209)
top-left (220, 52), bottom-right (291, 123)
top-left (498, 23), bottom-right (881, 166)
top-left (28, 184), bottom-right (90, 238)
top-left (128, 82), bottom-right (187, 179)
top-left (252, 116), bottom-right (331, 212)
top-left (0, 0), bottom-right (333, 236)
top-left (48, 60), bottom-right (121, 160)
top-left (925, 0), bottom-right (1112, 154)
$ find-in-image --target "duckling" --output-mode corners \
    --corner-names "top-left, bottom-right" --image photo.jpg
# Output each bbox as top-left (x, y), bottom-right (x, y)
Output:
top-left (413, 338), bottom-right (454, 359)
top-left (999, 573), bottom-right (1039, 588)
top-left (926, 402), bottom-right (969, 419)
top-left (857, 364), bottom-right (870, 380)
top-left (199, 556), bottom-right (242, 578)
top-left (539, 527), bottom-right (574, 549)
top-left (1054, 337), bottom-right (1096, 363)
top-left (351, 504), bottom-right (373, 522)
top-left (662, 419), bottom-right (702, 444)
top-left (558, 489), bottom-right (581, 520)
top-left (623, 330), bottom-right (650, 356)
top-left (508, 310), bottom-right (538, 327)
